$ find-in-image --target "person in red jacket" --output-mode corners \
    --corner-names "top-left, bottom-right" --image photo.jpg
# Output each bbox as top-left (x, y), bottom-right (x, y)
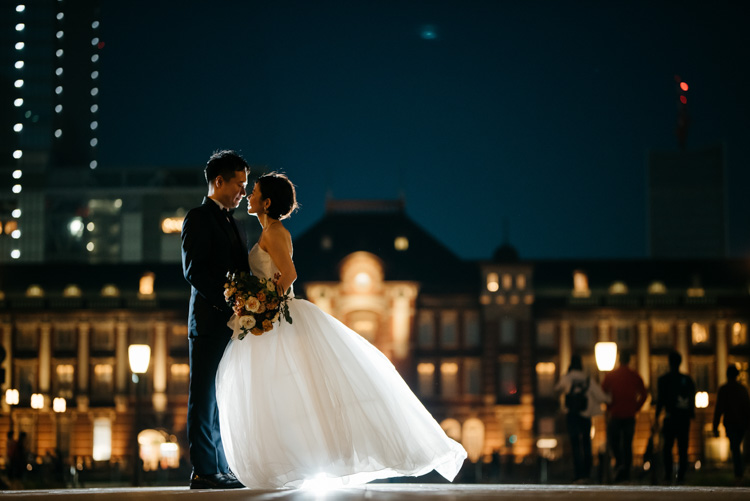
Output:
top-left (602, 351), bottom-right (648, 482)
top-left (713, 364), bottom-right (750, 482)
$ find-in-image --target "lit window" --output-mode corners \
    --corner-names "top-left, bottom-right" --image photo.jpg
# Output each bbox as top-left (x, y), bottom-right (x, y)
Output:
top-left (56, 12), bottom-right (64, 20)
top-left (14, 98), bottom-right (23, 107)
top-left (85, 241), bottom-right (95, 252)
top-left (461, 418), bottom-right (485, 463)
top-left (90, 121), bottom-right (98, 129)
top-left (15, 42), bottom-right (24, 50)
top-left (26, 285), bottom-right (44, 297)
top-left (609, 281), bottom-right (628, 295)
top-left (91, 37), bottom-right (100, 45)
top-left (56, 31), bottom-right (64, 39)
top-left (14, 79), bottom-right (23, 88)
top-left (55, 104), bottom-right (62, 113)
top-left (16, 5), bottom-right (25, 13)
top-left (12, 185), bottom-right (21, 194)
top-left (93, 417), bottom-right (112, 461)
top-left (536, 362), bottom-right (556, 397)
top-left (139, 272), bottom-right (155, 296)
top-left (91, 104), bottom-right (99, 113)
top-left (11, 230), bottom-right (20, 239)
top-left (12, 209), bottom-right (21, 218)
top-left (502, 273), bottom-right (512, 290)
top-left (91, 88), bottom-right (99, 96)
top-left (91, 54), bottom-right (99, 63)
top-left (691, 322), bottom-right (709, 345)
top-left (440, 361), bottom-right (459, 397)
top-left (101, 284), bottom-right (119, 297)
top-left (63, 284), bottom-right (81, 297)
top-left (90, 138), bottom-right (98, 147)
top-left (687, 287), bottom-right (705, 297)
top-left (648, 281), bottom-right (667, 294)
top-left (13, 170), bottom-right (22, 179)
top-left (486, 272), bottom-right (499, 292)
top-left (417, 362), bottom-right (435, 396)
top-left (86, 222), bottom-right (94, 231)
top-left (54, 129), bottom-right (62, 138)
top-left (731, 323), bottom-right (748, 346)
top-left (572, 270), bottom-right (590, 297)
top-left (161, 217), bottom-right (183, 234)
top-left (16, 23), bottom-right (25, 31)
top-left (91, 70), bottom-right (99, 79)
top-left (13, 124), bottom-right (23, 132)
top-left (90, 160), bottom-right (97, 169)
top-left (92, 21), bottom-right (100, 29)
top-left (14, 61), bottom-right (24, 69)
top-left (394, 236), bottom-right (409, 251)
top-left (55, 86), bottom-right (63, 94)
top-left (56, 49), bottom-right (63, 57)
top-left (114, 199), bottom-right (122, 208)
top-left (55, 67), bottom-right (63, 76)
top-left (516, 274), bottom-right (526, 290)
top-left (68, 217), bottom-right (83, 236)
top-left (10, 250), bottom-right (21, 259)
top-left (462, 358), bottom-right (481, 395)
top-left (441, 419), bottom-right (462, 442)
top-left (536, 321), bottom-right (556, 348)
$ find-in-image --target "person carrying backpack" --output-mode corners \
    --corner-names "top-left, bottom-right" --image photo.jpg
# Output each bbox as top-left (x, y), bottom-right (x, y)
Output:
top-left (555, 354), bottom-right (611, 482)
top-left (654, 350), bottom-right (696, 484)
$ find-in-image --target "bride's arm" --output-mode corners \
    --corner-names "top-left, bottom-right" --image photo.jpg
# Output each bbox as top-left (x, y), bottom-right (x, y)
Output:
top-left (264, 225), bottom-right (297, 295)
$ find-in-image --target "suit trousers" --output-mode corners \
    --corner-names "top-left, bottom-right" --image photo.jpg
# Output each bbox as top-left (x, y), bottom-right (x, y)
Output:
top-left (662, 416), bottom-right (690, 482)
top-left (566, 413), bottom-right (592, 480)
top-left (608, 417), bottom-right (636, 480)
top-left (188, 335), bottom-right (231, 475)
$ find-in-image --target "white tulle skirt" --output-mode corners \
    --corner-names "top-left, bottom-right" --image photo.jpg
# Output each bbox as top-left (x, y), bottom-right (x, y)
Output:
top-left (216, 298), bottom-right (466, 489)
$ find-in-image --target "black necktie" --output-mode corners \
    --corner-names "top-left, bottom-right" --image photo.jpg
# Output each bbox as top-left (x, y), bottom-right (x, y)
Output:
top-left (222, 208), bottom-right (235, 217)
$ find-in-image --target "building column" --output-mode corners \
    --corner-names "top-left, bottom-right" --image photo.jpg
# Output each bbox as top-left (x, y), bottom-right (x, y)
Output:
top-left (77, 323), bottom-right (90, 411)
top-left (39, 324), bottom-right (52, 398)
top-left (598, 320), bottom-right (610, 342)
top-left (716, 320), bottom-right (728, 387)
top-left (559, 321), bottom-right (571, 375)
top-left (1, 323), bottom-right (12, 412)
top-left (637, 321), bottom-right (650, 408)
top-left (115, 322), bottom-right (129, 393)
top-left (676, 321), bottom-right (689, 373)
top-left (153, 322), bottom-right (168, 413)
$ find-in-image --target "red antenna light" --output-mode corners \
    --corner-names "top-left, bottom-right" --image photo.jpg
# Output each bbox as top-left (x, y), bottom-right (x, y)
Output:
top-left (680, 82), bottom-right (689, 91)
top-left (679, 95), bottom-right (687, 104)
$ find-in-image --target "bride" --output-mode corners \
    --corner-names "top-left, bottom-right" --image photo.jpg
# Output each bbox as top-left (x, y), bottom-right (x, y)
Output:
top-left (215, 173), bottom-right (466, 489)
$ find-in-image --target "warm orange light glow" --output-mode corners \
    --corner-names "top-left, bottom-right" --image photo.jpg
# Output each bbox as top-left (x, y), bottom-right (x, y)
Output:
top-left (139, 272), bottom-right (155, 296)
top-left (680, 82), bottom-right (689, 91)
top-left (161, 217), bottom-right (184, 234)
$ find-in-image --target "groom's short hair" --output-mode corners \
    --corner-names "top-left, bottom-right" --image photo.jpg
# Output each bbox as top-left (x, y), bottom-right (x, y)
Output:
top-left (205, 150), bottom-right (249, 184)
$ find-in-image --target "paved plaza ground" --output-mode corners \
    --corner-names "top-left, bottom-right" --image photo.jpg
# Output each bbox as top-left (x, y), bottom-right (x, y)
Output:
top-left (1, 484), bottom-right (750, 501)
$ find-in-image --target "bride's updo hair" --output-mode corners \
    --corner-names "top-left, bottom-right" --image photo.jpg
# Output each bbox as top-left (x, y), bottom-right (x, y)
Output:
top-left (256, 172), bottom-right (298, 220)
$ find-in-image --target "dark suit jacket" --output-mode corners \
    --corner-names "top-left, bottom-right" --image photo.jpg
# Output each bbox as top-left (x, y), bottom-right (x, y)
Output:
top-left (181, 197), bottom-right (250, 338)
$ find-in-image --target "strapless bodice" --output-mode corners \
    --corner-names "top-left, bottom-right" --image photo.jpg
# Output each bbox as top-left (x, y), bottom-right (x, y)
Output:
top-left (248, 244), bottom-right (294, 296)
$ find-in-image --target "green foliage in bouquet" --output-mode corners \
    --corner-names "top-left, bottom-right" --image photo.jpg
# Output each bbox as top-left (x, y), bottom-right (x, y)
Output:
top-left (224, 271), bottom-right (292, 340)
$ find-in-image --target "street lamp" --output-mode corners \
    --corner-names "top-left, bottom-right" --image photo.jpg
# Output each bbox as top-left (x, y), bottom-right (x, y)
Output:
top-left (128, 344), bottom-right (151, 487)
top-left (595, 342), bottom-right (617, 372)
top-left (53, 397), bottom-right (66, 462)
top-left (5, 388), bottom-right (19, 435)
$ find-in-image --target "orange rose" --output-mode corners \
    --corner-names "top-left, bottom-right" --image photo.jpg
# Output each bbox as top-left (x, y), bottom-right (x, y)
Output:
top-left (257, 292), bottom-right (267, 303)
top-left (251, 327), bottom-right (263, 336)
top-left (262, 320), bottom-right (273, 332)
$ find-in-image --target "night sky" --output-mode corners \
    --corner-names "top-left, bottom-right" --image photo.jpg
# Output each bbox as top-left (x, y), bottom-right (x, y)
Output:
top-left (99, 0), bottom-right (750, 260)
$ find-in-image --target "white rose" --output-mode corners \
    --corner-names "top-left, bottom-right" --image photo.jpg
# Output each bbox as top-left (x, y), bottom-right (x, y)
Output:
top-left (239, 315), bottom-right (256, 330)
top-left (244, 297), bottom-right (261, 313)
top-left (266, 280), bottom-right (275, 292)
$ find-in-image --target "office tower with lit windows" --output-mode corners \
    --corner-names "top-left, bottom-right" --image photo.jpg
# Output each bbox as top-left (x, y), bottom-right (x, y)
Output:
top-left (1, 0), bottom-right (101, 263)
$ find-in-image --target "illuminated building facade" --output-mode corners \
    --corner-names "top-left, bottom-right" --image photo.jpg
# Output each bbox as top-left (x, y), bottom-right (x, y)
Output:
top-left (0, 199), bottom-right (748, 483)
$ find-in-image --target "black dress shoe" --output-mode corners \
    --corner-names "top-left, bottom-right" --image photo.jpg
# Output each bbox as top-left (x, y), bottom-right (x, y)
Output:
top-left (190, 472), bottom-right (244, 489)
top-left (221, 470), bottom-right (245, 488)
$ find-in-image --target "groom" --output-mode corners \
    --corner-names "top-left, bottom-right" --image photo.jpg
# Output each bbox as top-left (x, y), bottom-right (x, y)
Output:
top-left (181, 150), bottom-right (250, 489)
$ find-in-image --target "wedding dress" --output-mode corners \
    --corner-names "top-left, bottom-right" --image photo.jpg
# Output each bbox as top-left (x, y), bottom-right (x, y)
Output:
top-left (216, 243), bottom-right (466, 489)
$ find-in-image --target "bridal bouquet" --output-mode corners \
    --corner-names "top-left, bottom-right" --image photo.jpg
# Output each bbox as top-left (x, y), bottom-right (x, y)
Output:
top-left (224, 271), bottom-right (292, 340)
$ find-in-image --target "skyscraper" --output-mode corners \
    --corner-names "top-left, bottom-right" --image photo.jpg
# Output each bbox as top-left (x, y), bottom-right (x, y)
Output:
top-left (647, 144), bottom-right (728, 259)
top-left (1, 0), bottom-right (101, 263)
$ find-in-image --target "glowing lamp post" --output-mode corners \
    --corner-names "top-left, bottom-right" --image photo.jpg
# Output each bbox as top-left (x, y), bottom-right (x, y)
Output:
top-left (30, 393), bottom-right (44, 410)
top-left (53, 397), bottom-right (66, 458)
top-left (595, 342), bottom-right (617, 372)
top-left (128, 344), bottom-right (151, 487)
top-left (695, 392), bottom-right (709, 409)
top-left (5, 389), bottom-right (19, 435)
